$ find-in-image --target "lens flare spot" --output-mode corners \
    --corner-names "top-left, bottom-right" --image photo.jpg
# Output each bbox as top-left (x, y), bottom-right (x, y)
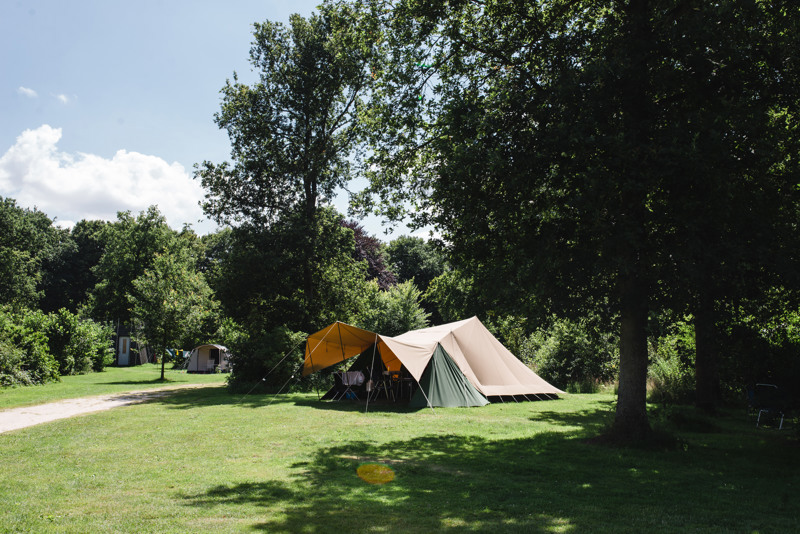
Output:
top-left (357, 463), bottom-right (395, 484)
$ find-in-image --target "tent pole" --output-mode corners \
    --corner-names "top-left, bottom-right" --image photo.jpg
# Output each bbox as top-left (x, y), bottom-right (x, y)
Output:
top-left (309, 341), bottom-right (321, 401)
top-left (337, 323), bottom-right (347, 365)
top-left (365, 334), bottom-right (379, 413)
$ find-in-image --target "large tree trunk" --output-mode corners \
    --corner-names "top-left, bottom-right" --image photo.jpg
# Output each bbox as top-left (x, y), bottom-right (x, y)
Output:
top-left (694, 283), bottom-right (719, 412)
top-left (611, 273), bottom-right (652, 442)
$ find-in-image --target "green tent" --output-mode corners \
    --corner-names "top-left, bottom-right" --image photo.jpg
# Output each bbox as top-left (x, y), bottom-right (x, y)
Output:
top-left (409, 344), bottom-right (488, 408)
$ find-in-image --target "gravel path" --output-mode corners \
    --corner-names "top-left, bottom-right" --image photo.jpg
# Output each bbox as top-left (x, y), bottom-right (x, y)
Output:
top-left (0, 383), bottom-right (219, 434)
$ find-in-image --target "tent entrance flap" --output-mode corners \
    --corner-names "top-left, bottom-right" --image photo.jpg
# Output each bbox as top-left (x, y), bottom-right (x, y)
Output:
top-left (409, 344), bottom-right (489, 408)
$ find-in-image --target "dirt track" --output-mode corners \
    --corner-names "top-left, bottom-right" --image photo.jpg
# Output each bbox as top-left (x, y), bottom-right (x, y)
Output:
top-left (0, 383), bottom-right (218, 434)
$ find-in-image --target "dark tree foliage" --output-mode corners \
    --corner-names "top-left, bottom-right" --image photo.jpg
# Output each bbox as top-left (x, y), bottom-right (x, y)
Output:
top-left (204, 208), bottom-right (366, 334)
top-left (40, 219), bottom-right (107, 313)
top-left (384, 235), bottom-right (445, 294)
top-left (355, 0), bottom-right (800, 440)
top-left (342, 220), bottom-right (396, 289)
top-left (0, 197), bottom-right (60, 310)
top-left (89, 207), bottom-right (175, 324)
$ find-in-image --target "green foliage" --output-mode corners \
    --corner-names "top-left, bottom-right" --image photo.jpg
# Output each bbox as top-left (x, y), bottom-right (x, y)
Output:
top-left (44, 308), bottom-right (90, 375)
top-left (384, 236), bottom-right (446, 294)
top-left (205, 208), bottom-right (368, 335)
top-left (226, 326), bottom-right (307, 392)
top-left (342, 220), bottom-right (396, 289)
top-left (0, 307), bottom-right (58, 386)
top-left (129, 246), bottom-right (218, 379)
top-left (353, 0), bottom-right (800, 436)
top-left (648, 320), bottom-right (697, 405)
top-left (196, 5), bottom-right (372, 229)
top-left (0, 197), bottom-right (60, 310)
top-left (89, 206), bottom-right (175, 323)
top-left (424, 269), bottom-right (480, 324)
top-left (354, 280), bottom-right (430, 337)
top-left (520, 317), bottom-right (618, 391)
top-left (0, 307), bottom-right (113, 386)
top-left (0, 339), bottom-right (34, 387)
top-left (40, 219), bottom-right (107, 313)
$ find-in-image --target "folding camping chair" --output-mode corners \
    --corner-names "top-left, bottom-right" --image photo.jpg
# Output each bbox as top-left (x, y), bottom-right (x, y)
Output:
top-left (337, 371), bottom-right (365, 401)
top-left (750, 383), bottom-right (787, 430)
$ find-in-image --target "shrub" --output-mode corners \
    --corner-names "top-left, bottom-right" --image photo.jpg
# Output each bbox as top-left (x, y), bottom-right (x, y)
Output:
top-left (355, 280), bottom-right (430, 337)
top-left (0, 339), bottom-right (34, 387)
top-left (44, 309), bottom-right (114, 375)
top-left (226, 326), bottom-right (307, 393)
top-left (520, 317), bottom-right (618, 390)
top-left (0, 307), bottom-right (58, 386)
top-left (648, 320), bottom-right (696, 405)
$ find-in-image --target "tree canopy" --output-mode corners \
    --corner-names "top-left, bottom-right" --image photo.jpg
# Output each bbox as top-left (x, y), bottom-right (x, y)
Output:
top-left (354, 0), bottom-right (800, 440)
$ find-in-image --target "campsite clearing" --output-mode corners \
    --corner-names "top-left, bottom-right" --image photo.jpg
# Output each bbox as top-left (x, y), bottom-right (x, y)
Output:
top-left (0, 380), bottom-right (797, 533)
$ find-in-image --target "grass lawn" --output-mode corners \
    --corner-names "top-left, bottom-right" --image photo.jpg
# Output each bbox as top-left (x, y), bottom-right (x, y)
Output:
top-left (0, 364), bottom-right (227, 409)
top-left (0, 376), bottom-right (797, 533)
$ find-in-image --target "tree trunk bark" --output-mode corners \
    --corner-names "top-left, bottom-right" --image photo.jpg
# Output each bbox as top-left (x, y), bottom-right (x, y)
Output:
top-left (611, 272), bottom-right (652, 442)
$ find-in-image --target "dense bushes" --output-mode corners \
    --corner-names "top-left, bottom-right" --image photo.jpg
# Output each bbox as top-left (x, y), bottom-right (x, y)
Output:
top-left (355, 280), bottom-right (430, 337)
top-left (519, 317), bottom-right (618, 392)
top-left (225, 326), bottom-right (307, 393)
top-left (0, 307), bottom-right (113, 387)
top-left (647, 320), bottom-right (696, 404)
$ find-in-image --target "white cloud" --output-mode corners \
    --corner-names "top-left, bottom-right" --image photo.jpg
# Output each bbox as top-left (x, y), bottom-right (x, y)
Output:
top-left (0, 125), bottom-right (213, 233)
top-left (17, 86), bottom-right (38, 98)
top-left (55, 94), bottom-right (70, 104)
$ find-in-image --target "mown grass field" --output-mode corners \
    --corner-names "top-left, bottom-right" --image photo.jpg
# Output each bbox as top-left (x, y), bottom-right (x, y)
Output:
top-left (0, 370), bottom-right (797, 533)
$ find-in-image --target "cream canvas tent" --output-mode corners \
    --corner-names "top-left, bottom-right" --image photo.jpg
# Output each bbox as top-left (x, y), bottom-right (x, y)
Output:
top-left (302, 317), bottom-right (563, 407)
top-left (187, 344), bottom-right (231, 373)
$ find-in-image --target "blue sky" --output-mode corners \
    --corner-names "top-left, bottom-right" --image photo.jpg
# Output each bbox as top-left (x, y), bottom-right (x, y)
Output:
top-left (0, 0), bottom-right (400, 236)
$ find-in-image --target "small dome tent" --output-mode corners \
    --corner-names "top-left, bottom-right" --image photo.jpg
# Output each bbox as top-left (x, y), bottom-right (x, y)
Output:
top-left (187, 344), bottom-right (231, 373)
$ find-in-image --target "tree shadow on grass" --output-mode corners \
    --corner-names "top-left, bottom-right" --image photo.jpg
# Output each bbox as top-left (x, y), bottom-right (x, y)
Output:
top-left (180, 418), bottom-right (799, 533)
top-left (100, 378), bottom-right (177, 385)
top-left (143, 387), bottom-right (425, 412)
top-left (140, 386), bottom-right (282, 409)
top-left (531, 403), bottom-right (617, 437)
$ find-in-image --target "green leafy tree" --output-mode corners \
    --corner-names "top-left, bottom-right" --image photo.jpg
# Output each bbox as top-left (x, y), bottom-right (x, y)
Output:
top-left (128, 249), bottom-right (218, 380)
top-left (89, 207), bottom-right (175, 324)
top-left (355, 280), bottom-right (430, 336)
top-left (206, 208), bottom-right (368, 334)
top-left (40, 220), bottom-right (109, 312)
top-left (0, 198), bottom-right (60, 309)
top-left (355, 0), bottom-right (799, 440)
top-left (424, 269), bottom-right (480, 324)
top-left (195, 3), bottom-right (376, 326)
top-left (384, 236), bottom-right (445, 293)
top-left (343, 220), bottom-right (396, 289)
top-left (40, 220), bottom-right (108, 313)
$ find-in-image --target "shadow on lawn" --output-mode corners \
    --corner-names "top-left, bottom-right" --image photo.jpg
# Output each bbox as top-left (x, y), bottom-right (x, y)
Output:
top-left (182, 420), bottom-right (799, 533)
top-left (183, 432), bottom-right (607, 533)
